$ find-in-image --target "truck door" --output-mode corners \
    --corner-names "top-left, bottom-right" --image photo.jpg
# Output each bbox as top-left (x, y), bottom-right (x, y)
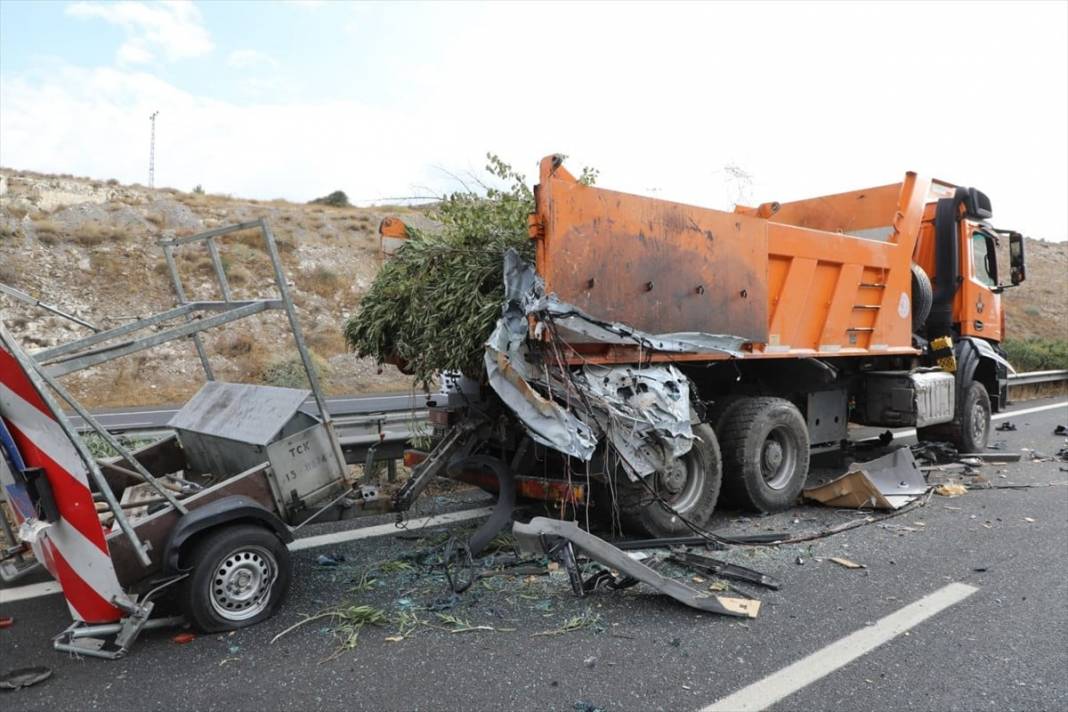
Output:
top-left (959, 225), bottom-right (1002, 342)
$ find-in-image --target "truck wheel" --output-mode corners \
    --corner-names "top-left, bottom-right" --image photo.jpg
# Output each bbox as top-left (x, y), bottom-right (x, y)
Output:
top-left (706, 395), bottom-right (746, 434)
top-left (720, 397), bottom-right (809, 512)
top-left (911, 263), bottom-right (933, 332)
top-left (917, 381), bottom-right (990, 453)
top-left (616, 423), bottom-right (722, 537)
top-left (179, 524), bottom-right (291, 633)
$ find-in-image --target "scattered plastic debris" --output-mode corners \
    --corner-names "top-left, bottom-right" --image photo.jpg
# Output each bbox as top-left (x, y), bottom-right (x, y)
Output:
top-left (1024, 517), bottom-right (1037, 523)
top-left (0, 666), bottom-right (52, 690)
top-left (830, 557), bottom-right (865, 570)
top-left (0, 617), bottom-right (13, 629)
top-left (1054, 425), bottom-right (1067, 436)
top-left (934, 483), bottom-right (968, 497)
top-left (995, 421), bottom-right (1017, 432)
top-left (171, 632), bottom-right (196, 645)
top-left (316, 553), bottom-right (345, 567)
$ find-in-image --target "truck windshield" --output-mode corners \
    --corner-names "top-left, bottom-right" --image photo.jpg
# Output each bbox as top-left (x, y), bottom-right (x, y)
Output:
top-left (972, 231), bottom-right (996, 287)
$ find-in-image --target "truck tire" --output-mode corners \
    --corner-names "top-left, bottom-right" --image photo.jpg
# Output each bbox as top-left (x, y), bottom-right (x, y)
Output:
top-left (616, 423), bottom-right (722, 537)
top-left (911, 263), bottom-right (933, 333)
top-left (917, 380), bottom-right (990, 453)
top-left (178, 524), bottom-right (291, 633)
top-left (706, 395), bottom-right (746, 434)
top-left (719, 397), bottom-right (809, 512)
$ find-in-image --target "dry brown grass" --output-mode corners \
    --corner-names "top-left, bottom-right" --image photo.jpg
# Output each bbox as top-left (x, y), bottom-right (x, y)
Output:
top-left (302, 264), bottom-right (343, 298)
top-left (31, 218), bottom-right (61, 245)
top-left (219, 331), bottom-right (255, 357)
top-left (72, 222), bottom-right (130, 247)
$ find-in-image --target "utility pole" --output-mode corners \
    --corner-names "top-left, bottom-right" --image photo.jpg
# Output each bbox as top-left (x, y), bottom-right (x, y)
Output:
top-left (148, 110), bottom-right (159, 187)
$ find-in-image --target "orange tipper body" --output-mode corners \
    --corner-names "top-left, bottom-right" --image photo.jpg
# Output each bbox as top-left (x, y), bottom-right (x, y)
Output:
top-left (528, 156), bottom-right (952, 363)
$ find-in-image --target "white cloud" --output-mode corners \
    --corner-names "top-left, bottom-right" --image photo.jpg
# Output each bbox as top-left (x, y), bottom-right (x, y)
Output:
top-left (66, 0), bottom-right (213, 64)
top-left (226, 49), bottom-right (278, 70)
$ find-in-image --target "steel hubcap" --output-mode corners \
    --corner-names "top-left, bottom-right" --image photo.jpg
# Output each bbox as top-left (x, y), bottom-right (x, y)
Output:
top-left (210, 546), bottom-right (276, 621)
top-left (661, 460), bottom-right (688, 495)
top-left (971, 402), bottom-right (987, 442)
top-left (760, 427), bottom-right (796, 490)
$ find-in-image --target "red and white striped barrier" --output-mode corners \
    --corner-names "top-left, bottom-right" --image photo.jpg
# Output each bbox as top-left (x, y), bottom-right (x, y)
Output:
top-left (0, 346), bottom-right (125, 623)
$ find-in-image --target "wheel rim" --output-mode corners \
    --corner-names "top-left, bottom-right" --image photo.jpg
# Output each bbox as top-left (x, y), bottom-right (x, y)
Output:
top-left (970, 400), bottom-right (988, 444)
top-left (658, 443), bottom-right (706, 514)
top-left (209, 545), bottom-right (277, 622)
top-left (760, 425), bottom-right (797, 490)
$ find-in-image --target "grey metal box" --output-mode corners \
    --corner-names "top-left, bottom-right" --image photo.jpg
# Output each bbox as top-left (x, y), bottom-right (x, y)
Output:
top-left (857, 370), bottom-right (955, 428)
top-left (169, 382), bottom-right (345, 517)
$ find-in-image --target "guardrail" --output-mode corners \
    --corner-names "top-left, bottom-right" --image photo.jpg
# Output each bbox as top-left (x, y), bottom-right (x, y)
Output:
top-left (1007, 370), bottom-right (1068, 386)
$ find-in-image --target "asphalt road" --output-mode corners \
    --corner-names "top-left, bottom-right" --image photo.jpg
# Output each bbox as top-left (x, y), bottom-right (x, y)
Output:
top-left (67, 392), bottom-right (432, 432)
top-left (2, 397), bottom-right (1066, 712)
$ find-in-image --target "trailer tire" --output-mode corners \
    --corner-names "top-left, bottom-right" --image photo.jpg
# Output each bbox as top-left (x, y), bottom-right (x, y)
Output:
top-left (917, 380), bottom-right (990, 453)
top-left (911, 263), bottom-right (933, 333)
top-left (179, 524), bottom-right (291, 633)
top-left (719, 397), bottom-right (809, 512)
top-left (616, 423), bottom-right (722, 537)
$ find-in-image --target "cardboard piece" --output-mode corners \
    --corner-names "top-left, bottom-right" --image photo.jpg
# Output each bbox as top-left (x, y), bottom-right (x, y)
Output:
top-left (804, 448), bottom-right (926, 510)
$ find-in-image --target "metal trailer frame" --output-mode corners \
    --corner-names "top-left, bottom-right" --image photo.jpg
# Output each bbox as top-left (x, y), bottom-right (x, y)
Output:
top-left (0, 219), bottom-right (350, 658)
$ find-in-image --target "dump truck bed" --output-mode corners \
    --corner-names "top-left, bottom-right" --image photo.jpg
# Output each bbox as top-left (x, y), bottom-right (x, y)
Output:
top-left (529, 156), bottom-right (931, 363)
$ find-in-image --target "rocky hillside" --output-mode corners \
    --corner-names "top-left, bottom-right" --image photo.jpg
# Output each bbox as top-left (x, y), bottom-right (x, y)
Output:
top-left (0, 169), bottom-right (427, 407)
top-left (1, 169), bottom-right (1064, 408)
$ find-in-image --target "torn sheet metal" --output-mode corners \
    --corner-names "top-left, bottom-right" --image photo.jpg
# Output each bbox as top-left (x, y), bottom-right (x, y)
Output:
top-left (485, 250), bottom-right (742, 471)
top-left (513, 517), bottom-right (760, 618)
top-left (484, 252), bottom-right (597, 460)
top-left (576, 364), bottom-right (693, 478)
top-left (803, 447), bottom-right (926, 510)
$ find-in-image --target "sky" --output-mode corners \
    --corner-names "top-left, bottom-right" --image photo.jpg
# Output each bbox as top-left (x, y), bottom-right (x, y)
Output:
top-left (1, 1), bottom-right (1065, 240)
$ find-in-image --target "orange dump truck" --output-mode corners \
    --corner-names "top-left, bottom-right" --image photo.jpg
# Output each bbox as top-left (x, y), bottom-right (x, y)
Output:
top-left (398, 155), bottom-right (1028, 538)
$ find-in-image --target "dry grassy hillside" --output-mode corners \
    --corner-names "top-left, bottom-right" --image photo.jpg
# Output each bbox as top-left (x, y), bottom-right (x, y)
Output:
top-left (1, 169), bottom-right (1064, 408)
top-left (0, 169), bottom-right (423, 407)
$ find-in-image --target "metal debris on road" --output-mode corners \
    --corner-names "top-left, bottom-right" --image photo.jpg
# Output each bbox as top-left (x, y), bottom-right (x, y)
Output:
top-left (995, 421), bottom-right (1017, 431)
top-left (0, 666), bottom-right (52, 691)
top-left (669, 551), bottom-right (782, 590)
top-left (804, 448), bottom-right (926, 510)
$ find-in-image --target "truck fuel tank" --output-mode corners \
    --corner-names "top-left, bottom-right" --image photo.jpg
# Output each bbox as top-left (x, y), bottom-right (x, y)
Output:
top-left (855, 370), bottom-right (955, 428)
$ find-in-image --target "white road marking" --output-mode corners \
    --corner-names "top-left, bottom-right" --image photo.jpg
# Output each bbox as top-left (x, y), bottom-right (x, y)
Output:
top-left (0, 507), bottom-right (492, 604)
top-left (288, 506), bottom-right (492, 551)
top-left (883, 400), bottom-right (1066, 441)
top-left (699, 582), bottom-right (979, 712)
top-left (0, 581), bottom-right (62, 605)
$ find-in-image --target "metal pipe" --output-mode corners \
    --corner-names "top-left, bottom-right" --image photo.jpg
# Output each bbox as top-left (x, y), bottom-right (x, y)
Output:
top-left (0, 324), bottom-right (153, 567)
top-left (32, 304), bottom-right (195, 362)
top-left (258, 219), bottom-right (349, 479)
top-left (205, 237), bottom-right (234, 301)
top-left (0, 282), bottom-right (99, 332)
top-left (163, 244), bottom-right (215, 380)
top-left (159, 220), bottom-right (263, 247)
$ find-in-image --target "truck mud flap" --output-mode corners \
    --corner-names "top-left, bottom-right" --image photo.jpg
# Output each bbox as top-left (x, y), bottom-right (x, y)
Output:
top-left (512, 517), bottom-right (760, 618)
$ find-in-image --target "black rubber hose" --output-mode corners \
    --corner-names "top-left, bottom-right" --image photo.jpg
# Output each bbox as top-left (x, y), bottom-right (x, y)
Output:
top-left (929, 187), bottom-right (970, 340)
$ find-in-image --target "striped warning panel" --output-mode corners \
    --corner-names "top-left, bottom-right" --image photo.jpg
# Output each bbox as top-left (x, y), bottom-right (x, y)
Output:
top-left (0, 346), bottom-right (125, 623)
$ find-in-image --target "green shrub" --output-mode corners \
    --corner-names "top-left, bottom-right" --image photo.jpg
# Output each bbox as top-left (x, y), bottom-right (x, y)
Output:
top-left (1002, 337), bottom-right (1068, 372)
top-left (261, 350), bottom-right (330, 389)
top-left (343, 155), bottom-right (534, 387)
top-left (310, 190), bottom-right (351, 208)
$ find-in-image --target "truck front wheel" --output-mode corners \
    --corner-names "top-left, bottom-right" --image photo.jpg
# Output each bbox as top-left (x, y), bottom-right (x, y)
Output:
top-left (178, 524), bottom-right (291, 633)
top-left (917, 380), bottom-right (990, 453)
top-left (616, 423), bottom-right (723, 537)
top-left (719, 397), bottom-right (810, 512)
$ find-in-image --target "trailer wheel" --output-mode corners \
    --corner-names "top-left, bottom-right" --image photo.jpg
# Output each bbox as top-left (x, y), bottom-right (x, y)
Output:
top-left (719, 397), bottom-right (809, 512)
top-left (616, 423), bottom-right (722, 537)
top-left (179, 524), bottom-right (291, 633)
top-left (917, 380), bottom-right (990, 453)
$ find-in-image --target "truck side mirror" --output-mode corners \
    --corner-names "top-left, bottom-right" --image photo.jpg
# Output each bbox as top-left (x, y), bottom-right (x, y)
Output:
top-left (964, 188), bottom-right (993, 220)
top-left (1009, 232), bottom-right (1026, 285)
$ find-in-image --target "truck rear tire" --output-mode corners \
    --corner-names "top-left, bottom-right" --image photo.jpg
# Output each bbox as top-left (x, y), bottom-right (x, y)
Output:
top-left (719, 397), bottom-right (809, 512)
top-left (616, 423), bottom-right (722, 537)
top-left (917, 380), bottom-right (990, 453)
top-left (179, 524), bottom-right (291, 633)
